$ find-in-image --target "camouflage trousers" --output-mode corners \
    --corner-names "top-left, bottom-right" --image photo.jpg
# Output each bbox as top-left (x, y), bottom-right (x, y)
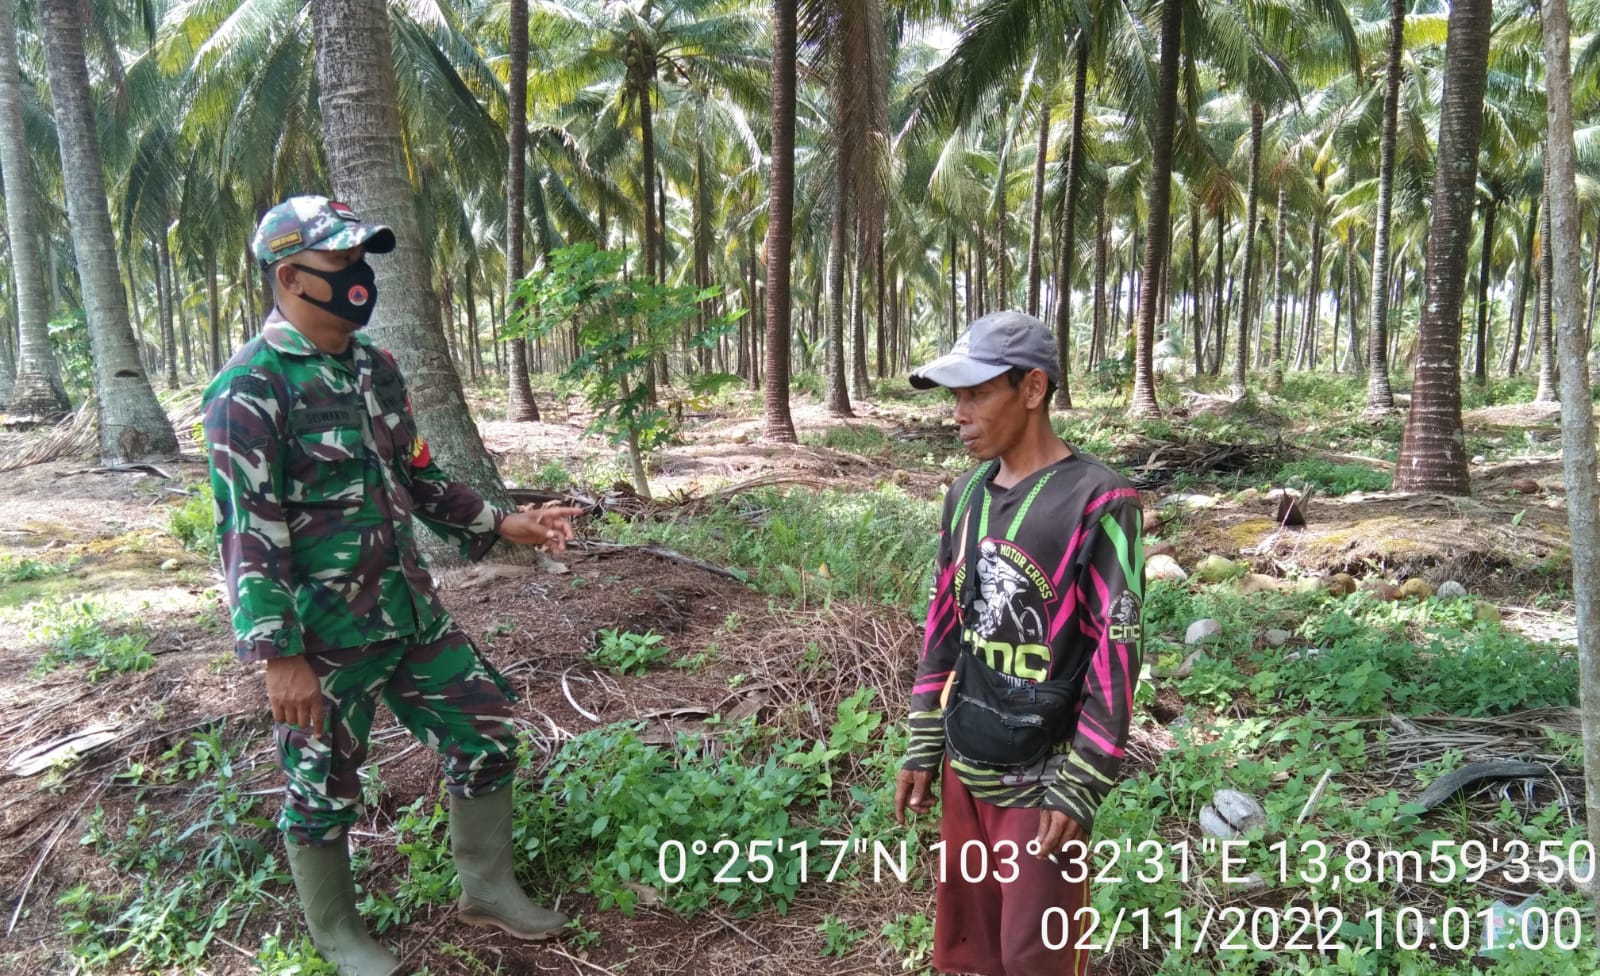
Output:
top-left (275, 616), bottom-right (519, 845)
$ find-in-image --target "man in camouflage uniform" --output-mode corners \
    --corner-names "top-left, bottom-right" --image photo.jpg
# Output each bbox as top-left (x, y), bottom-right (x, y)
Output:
top-left (204, 196), bottom-right (582, 976)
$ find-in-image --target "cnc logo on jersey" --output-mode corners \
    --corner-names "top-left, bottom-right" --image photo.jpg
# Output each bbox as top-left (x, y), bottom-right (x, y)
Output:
top-left (1107, 588), bottom-right (1142, 644)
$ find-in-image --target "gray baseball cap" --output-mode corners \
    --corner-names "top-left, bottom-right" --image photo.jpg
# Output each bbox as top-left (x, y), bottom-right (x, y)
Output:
top-left (909, 310), bottom-right (1060, 390)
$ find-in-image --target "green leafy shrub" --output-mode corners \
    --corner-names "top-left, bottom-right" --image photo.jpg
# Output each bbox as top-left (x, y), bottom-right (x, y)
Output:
top-left (527, 720), bottom-right (823, 915)
top-left (1274, 601), bottom-right (1576, 716)
top-left (449, 692), bottom-right (893, 920)
top-left (600, 484), bottom-right (938, 609)
top-left (60, 724), bottom-right (280, 969)
top-left (1272, 458), bottom-right (1392, 494)
top-left (31, 600), bottom-right (155, 681)
top-left (509, 243), bottom-right (740, 497)
top-left (819, 914), bottom-right (868, 956)
top-left (881, 912), bottom-right (934, 970)
top-left (255, 932), bottom-right (338, 975)
top-left (535, 460), bottom-right (574, 491)
top-left (48, 309), bottom-right (93, 392)
top-left (589, 628), bottom-right (670, 675)
top-left (168, 483), bottom-right (217, 557)
top-left (0, 555), bottom-right (74, 583)
top-left (803, 425), bottom-right (891, 454)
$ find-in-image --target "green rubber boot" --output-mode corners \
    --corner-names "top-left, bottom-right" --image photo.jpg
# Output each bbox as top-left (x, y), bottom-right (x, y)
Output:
top-left (450, 789), bottom-right (567, 940)
top-left (283, 838), bottom-right (402, 976)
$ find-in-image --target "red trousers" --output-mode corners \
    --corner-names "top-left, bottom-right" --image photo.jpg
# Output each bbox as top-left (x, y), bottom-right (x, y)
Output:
top-left (932, 760), bottom-right (1091, 976)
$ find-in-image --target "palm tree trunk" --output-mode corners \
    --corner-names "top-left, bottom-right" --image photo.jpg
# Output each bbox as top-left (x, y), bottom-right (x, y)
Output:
top-left (1585, 207), bottom-right (1600, 348)
top-left (850, 219), bottom-right (870, 398)
top-left (995, 158), bottom-right (1008, 307)
top-left (309, 0), bottom-right (507, 524)
top-left (825, 160), bottom-right (854, 417)
top-left (655, 170), bottom-right (670, 393)
top-left (1127, 0), bottom-right (1180, 417)
top-left (0, 0), bottom-right (68, 420)
top-left (1473, 197), bottom-right (1497, 384)
top-left (964, 242), bottom-right (974, 325)
top-left (1233, 102), bottom-right (1264, 391)
top-left (463, 267), bottom-right (479, 383)
top-left (1508, 203), bottom-right (1537, 376)
top-left (1365, 0), bottom-right (1406, 410)
top-left (976, 224), bottom-right (989, 318)
top-left (1053, 38), bottom-right (1089, 407)
top-left (40, 0), bottom-right (176, 460)
top-left (1331, 260), bottom-right (1343, 371)
top-left (638, 53), bottom-right (664, 403)
top-left (1343, 229), bottom-right (1360, 372)
top-left (948, 226), bottom-right (958, 338)
top-left (158, 236), bottom-right (179, 389)
top-left (1389, 260), bottom-right (1405, 368)
top-left (762, 0), bottom-right (798, 441)
top-left (1026, 105), bottom-right (1051, 317)
top-left (207, 242), bottom-right (221, 374)
top-left (875, 234), bottom-right (886, 379)
top-left (1211, 208), bottom-right (1227, 375)
top-left (505, 0), bottom-right (539, 422)
top-left (1537, 179), bottom-right (1559, 402)
top-left (740, 239), bottom-right (753, 382)
top-left (693, 142), bottom-right (712, 377)
top-left (487, 280), bottom-right (501, 373)
top-left (176, 246), bottom-right (192, 379)
top-left (1539, 0), bottom-right (1600, 924)
top-left (1092, 200), bottom-right (1108, 368)
top-left (1269, 184), bottom-right (1287, 391)
top-left (1300, 207), bottom-right (1325, 372)
top-left (1394, 0), bottom-right (1490, 495)
top-left (1190, 202), bottom-right (1204, 376)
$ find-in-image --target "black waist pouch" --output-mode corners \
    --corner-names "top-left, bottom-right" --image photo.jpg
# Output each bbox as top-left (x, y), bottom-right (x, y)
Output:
top-left (943, 649), bottom-right (1079, 772)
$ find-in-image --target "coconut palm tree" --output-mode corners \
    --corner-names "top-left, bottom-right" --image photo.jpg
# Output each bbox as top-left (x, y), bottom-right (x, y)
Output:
top-left (1538, 0), bottom-right (1600, 887)
top-left (0, 0), bottom-right (69, 421)
top-left (1393, 0), bottom-right (1491, 495)
top-left (308, 0), bottom-right (508, 517)
top-left (39, 0), bottom-right (177, 461)
top-left (763, 0), bottom-right (799, 441)
top-left (1125, 0), bottom-right (1181, 419)
top-left (1360, 0), bottom-right (1408, 411)
top-left (799, 0), bottom-right (890, 417)
top-left (505, 0), bottom-right (540, 421)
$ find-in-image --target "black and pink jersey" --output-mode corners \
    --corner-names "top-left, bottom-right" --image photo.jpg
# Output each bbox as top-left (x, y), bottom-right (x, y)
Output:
top-left (904, 448), bottom-right (1144, 832)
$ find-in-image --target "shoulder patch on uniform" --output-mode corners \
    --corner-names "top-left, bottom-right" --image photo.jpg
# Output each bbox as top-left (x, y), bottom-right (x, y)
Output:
top-left (229, 374), bottom-right (273, 401)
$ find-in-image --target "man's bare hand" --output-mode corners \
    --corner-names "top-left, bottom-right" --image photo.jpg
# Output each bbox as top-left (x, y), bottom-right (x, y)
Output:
top-left (499, 504), bottom-right (585, 554)
top-left (1033, 809), bottom-right (1086, 859)
top-left (893, 768), bottom-right (938, 825)
top-left (266, 655), bottom-right (325, 734)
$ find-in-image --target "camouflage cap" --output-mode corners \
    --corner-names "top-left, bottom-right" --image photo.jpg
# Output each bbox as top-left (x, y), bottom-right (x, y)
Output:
top-left (251, 195), bottom-right (396, 266)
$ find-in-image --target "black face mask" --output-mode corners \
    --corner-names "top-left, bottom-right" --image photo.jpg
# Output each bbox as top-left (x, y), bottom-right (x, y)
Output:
top-left (292, 260), bottom-right (378, 327)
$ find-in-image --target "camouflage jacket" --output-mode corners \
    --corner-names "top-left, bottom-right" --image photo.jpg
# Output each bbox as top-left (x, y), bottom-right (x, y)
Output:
top-left (203, 310), bottom-right (505, 662)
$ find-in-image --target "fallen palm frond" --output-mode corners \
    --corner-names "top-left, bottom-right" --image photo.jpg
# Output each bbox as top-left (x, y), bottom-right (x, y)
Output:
top-left (1121, 436), bottom-right (1295, 489)
top-left (0, 401), bottom-right (98, 471)
top-left (508, 474), bottom-right (838, 524)
top-left (0, 393), bottom-right (206, 473)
